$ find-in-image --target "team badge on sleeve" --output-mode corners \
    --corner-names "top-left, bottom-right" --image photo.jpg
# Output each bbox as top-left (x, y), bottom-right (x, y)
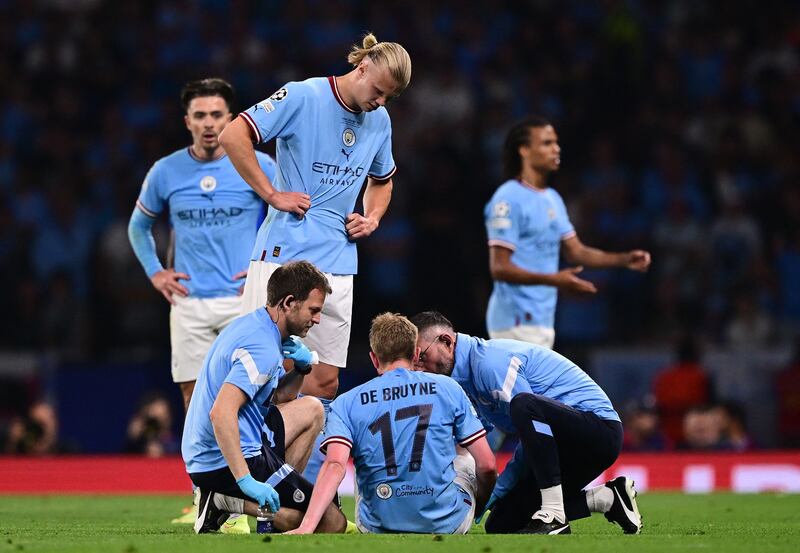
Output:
top-left (489, 201), bottom-right (512, 229)
top-left (493, 201), bottom-right (510, 217)
top-left (269, 88), bottom-right (288, 101)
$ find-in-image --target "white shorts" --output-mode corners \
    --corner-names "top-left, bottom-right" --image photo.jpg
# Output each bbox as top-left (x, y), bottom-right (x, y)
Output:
top-left (240, 260), bottom-right (353, 367)
top-left (354, 452), bottom-right (477, 534)
top-left (170, 295), bottom-right (242, 383)
top-left (489, 325), bottom-right (555, 349)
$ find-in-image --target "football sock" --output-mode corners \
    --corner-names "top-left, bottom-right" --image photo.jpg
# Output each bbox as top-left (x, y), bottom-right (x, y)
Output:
top-left (539, 484), bottom-right (566, 523)
top-left (585, 485), bottom-right (613, 513)
top-left (214, 493), bottom-right (245, 515)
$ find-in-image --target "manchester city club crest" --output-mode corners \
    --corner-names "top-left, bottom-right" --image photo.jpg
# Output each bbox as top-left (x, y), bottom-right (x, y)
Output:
top-left (376, 483), bottom-right (393, 500)
top-left (493, 201), bottom-right (510, 217)
top-left (269, 88), bottom-right (288, 101)
top-left (342, 127), bottom-right (356, 147)
top-left (200, 176), bottom-right (217, 192)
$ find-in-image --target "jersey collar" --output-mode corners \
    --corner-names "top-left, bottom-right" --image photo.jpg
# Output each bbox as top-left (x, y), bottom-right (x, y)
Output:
top-left (328, 76), bottom-right (361, 114)
top-left (187, 146), bottom-right (227, 163)
top-left (451, 332), bottom-right (474, 385)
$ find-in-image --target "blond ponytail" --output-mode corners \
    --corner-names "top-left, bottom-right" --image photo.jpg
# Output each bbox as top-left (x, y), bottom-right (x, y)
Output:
top-left (347, 32), bottom-right (411, 93)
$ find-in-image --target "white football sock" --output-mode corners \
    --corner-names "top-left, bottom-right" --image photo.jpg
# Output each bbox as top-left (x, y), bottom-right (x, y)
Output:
top-left (586, 485), bottom-right (614, 513)
top-left (213, 493), bottom-right (245, 515)
top-left (539, 484), bottom-right (566, 523)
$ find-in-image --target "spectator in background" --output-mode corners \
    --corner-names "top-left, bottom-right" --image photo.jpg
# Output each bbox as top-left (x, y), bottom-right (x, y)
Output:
top-left (2, 400), bottom-right (71, 455)
top-left (124, 391), bottom-right (177, 458)
top-left (678, 405), bottom-right (725, 451)
top-left (621, 397), bottom-right (667, 452)
top-left (714, 401), bottom-right (754, 452)
top-left (653, 336), bottom-right (712, 445)
top-left (776, 337), bottom-right (800, 447)
top-left (725, 290), bottom-right (775, 350)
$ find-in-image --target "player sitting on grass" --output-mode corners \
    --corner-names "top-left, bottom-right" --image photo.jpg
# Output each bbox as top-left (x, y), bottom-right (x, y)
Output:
top-left (411, 311), bottom-right (643, 535)
top-left (287, 313), bottom-right (496, 534)
top-left (182, 261), bottom-right (346, 533)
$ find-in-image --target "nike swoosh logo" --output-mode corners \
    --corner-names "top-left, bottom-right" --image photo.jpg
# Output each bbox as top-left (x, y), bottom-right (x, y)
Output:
top-left (613, 487), bottom-right (639, 523)
top-left (194, 494), bottom-right (210, 533)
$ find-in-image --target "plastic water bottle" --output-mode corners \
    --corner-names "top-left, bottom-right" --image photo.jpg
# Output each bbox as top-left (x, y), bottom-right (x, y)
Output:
top-left (256, 506), bottom-right (275, 534)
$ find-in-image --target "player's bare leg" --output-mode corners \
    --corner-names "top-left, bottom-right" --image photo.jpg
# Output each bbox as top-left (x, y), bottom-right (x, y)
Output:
top-left (300, 362), bottom-right (339, 400)
top-left (179, 381), bottom-right (196, 412)
top-left (239, 499), bottom-right (345, 533)
top-left (276, 396), bottom-right (324, 472)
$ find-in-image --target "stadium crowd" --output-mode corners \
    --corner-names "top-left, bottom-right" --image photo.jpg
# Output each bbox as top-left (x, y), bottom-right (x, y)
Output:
top-left (1, 1), bottom-right (799, 450)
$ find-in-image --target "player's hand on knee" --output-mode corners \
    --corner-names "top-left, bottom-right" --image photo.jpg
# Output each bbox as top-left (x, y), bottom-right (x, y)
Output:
top-left (150, 269), bottom-right (190, 304)
top-left (235, 473), bottom-right (280, 513)
top-left (282, 336), bottom-right (318, 369)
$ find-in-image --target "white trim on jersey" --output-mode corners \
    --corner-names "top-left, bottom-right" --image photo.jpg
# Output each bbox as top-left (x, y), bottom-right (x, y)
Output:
top-left (320, 436), bottom-right (354, 454)
top-left (487, 238), bottom-right (517, 251)
top-left (239, 112), bottom-right (262, 143)
top-left (458, 428), bottom-right (488, 447)
top-left (135, 199), bottom-right (159, 218)
top-left (560, 230), bottom-right (577, 241)
top-left (492, 356), bottom-right (522, 403)
top-left (368, 166), bottom-right (397, 182)
top-left (231, 348), bottom-right (269, 386)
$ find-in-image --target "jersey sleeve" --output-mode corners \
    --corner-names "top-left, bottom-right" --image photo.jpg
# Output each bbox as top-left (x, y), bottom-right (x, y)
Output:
top-left (450, 383), bottom-right (487, 447)
top-left (320, 397), bottom-right (354, 453)
top-left (552, 190), bottom-right (575, 240)
top-left (135, 162), bottom-right (165, 217)
top-left (485, 192), bottom-right (523, 251)
top-left (240, 82), bottom-right (305, 144)
top-left (367, 115), bottom-right (396, 182)
top-left (223, 346), bottom-right (281, 400)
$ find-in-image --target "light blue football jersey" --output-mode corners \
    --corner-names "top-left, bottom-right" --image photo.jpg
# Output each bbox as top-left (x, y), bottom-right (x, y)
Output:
top-left (484, 180), bottom-right (575, 330)
top-left (241, 76), bottom-right (396, 275)
top-left (136, 148), bottom-right (275, 298)
top-left (322, 368), bottom-right (486, 533)
top-left (450, 333), bottom-right (620, 435)
top-left (182, 308), bottom-right (285, 474)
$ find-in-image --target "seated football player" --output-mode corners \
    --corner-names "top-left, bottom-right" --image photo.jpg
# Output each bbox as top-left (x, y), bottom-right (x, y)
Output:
top-left (287, 313), bottom-right (497, 534)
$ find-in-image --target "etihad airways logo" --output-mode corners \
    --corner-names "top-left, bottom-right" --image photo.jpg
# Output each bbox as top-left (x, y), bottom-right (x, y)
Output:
top-left (312, 162), bottom-right (365, 187)
top-left (176, 206), bottom-right (246, 228)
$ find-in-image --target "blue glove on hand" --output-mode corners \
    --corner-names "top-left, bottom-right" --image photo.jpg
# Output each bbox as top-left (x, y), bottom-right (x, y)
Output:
top-left (282, 336), bottom-right (318, 368)
top-left (474, 492), bottom-right (498, 524)
top-left (236, 473), bottom-right (280, 513)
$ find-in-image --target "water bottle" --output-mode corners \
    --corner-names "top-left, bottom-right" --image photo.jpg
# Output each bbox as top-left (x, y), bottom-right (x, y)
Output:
top-left (256, 506), bottom-right (275, 534)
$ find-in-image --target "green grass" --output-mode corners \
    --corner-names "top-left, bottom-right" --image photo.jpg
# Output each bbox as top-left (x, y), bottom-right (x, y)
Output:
top-left (0, 493), bottom-right (798, 553)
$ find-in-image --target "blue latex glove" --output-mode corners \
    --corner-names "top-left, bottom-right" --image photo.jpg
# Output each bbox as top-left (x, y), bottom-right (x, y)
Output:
top-left (282, 336), bottom-right (317, 368)
top-left (474, 492), bottom-right (498, 524)
top-left (236, 473), bottom-right (280, 512)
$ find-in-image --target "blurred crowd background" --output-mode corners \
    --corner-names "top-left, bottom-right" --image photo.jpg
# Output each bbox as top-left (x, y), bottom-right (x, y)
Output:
top-left (1, 0), bottom-right (800, 455)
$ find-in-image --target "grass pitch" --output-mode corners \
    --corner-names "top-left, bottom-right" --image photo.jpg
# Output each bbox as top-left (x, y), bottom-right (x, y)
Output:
top-left (0, 493), bottom-right (797, 553)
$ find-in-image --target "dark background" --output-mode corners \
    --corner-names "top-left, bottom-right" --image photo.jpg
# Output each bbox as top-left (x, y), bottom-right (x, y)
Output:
top-left (1, 0), bottom-right (799, 452)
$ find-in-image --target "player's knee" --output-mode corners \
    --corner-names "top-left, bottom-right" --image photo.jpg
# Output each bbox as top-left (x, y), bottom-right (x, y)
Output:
top-left (509, 392), bottom-right (542, 426)
top-left (297, 395), bottom-right (325, 432)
